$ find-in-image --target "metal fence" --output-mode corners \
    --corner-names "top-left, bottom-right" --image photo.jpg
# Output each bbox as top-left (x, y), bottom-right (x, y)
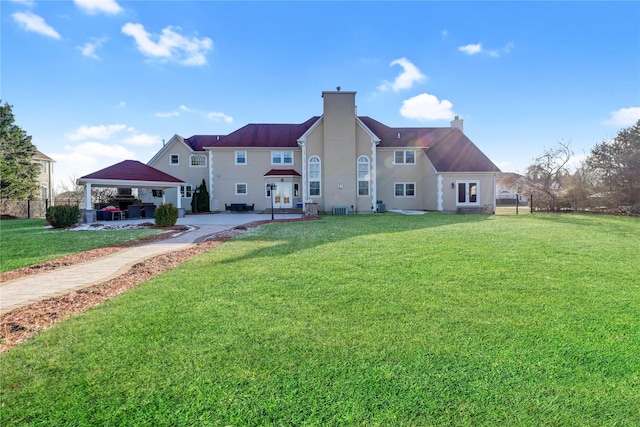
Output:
top-left (0, 198), bottom-right (50, 219)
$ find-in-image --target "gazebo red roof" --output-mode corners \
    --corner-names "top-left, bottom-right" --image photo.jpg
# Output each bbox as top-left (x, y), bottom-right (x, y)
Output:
top-left (80, 160), bottom-right (184, 183)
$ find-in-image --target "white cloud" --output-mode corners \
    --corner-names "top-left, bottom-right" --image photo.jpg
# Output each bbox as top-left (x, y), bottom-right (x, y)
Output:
top-left (73, 0), bottom-right (123, 15)
top-left (66, 124), bottom-right (127, 141)
top-left (52, 142), bottom-right (135, 185)
top-left (208, 112), bottom-right (233, 123)
top-left (122, 132), bottom-right (160, 146)
top-left (118, 101), bottom-right (126, 108)
top-left (400, 93), bottom-right (455, 121)
top-left (78, 37), bottom-right (108, 60)
top-left (459, 42), bottom-right (514, 58)
top-left (121, 23), bottom-right (213, 66)
top-left (12, 12), bottom-right (61, 39)
top-left (156, 111), bottom-right (180, 118)
top-left (459, 43), bottom-right (483, 55)
top-left (441, 29), bottom-right (448, 39)
top-left (377, 57), bottom-right (426, 92)
top-left (604, 107), bottom-right (640, 126)
top-left (179, 105), bottom-right (192, 112)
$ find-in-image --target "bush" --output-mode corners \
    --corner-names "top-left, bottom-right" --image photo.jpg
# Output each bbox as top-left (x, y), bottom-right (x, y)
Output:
top-left (46, 205), bottom-right (81, 228)
top-left (631, 203), bottom-right (640, 215)
top-left (154, 203), bottom-right (178, 227)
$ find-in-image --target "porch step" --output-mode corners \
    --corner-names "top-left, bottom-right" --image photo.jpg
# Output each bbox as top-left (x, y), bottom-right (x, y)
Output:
top-left (261, 208), bottom-right (303, 215)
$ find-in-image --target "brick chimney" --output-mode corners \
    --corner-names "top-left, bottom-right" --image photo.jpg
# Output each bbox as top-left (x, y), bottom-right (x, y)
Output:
top-left (450, 115), bottom-right (463, 131)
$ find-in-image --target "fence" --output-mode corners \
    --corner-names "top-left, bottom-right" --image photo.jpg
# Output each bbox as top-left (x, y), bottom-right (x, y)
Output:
top-left (0, 198), bottom-right (50, 219)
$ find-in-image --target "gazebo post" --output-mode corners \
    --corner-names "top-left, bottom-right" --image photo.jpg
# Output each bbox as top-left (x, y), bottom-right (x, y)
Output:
top-left (82, 183), bottom-right (95, 223)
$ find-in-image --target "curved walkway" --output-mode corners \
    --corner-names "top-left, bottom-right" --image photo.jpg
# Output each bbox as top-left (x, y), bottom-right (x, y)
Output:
top-left (0, 213), bottom-right (302, 315)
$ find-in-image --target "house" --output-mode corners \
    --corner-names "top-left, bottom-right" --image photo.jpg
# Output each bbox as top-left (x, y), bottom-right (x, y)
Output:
top-left (146, 90), bottom-right (500, 214)
top-left (33, 150), bottom-right (55, 202)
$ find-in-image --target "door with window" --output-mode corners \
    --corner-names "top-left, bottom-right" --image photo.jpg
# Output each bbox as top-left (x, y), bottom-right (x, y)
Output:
top-left (273, 183), bottom-right (293, 208)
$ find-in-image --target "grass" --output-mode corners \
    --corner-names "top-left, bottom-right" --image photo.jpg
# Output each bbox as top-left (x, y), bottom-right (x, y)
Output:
top-left (0, 219), bottom-right (164, 272)
top-left (1, 213), bottom-right (639, 425)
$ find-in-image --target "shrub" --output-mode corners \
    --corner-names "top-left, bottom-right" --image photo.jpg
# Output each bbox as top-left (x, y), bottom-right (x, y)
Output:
top-left (154, 203), bottom-right (178, 227)
top-left (46, 205), bottom-right (81, 228)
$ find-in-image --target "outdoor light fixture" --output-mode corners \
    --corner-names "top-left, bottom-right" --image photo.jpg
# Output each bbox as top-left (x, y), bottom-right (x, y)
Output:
top-left (451, 183), bottom-right (455, 189)
top-left (268, 182), bottom-right (277, 220)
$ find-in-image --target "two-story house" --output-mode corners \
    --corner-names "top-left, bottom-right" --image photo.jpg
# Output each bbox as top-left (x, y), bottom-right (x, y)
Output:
top-left (146, 90), bottom-right (500, 214)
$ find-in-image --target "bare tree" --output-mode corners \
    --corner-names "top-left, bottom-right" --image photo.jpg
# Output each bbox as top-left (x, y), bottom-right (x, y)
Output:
top-left (523, 141), bottom-right (573, 212)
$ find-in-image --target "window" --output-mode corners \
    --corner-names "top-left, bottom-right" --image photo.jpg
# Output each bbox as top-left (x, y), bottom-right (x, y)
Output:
top-left (457, 181), bottom-right (479, 205)
top-left (394, 150), bottom-right (416, 164)
top-left (235, 183), bottom-right (247, 195)
top-left (395, 182), bottom-right (416, 197)
top-left (170, 154), bottom-right (179, 165)
top-left (40, 184), bottom-right (48, 200)
top-left (235, 151), bottom-right (247, 165)
top-left (190, 154), bottom-right (206, 167)
top-left (265, 183), bottom-right (272, 198)
top-left (40, 161), bottom-right (47, 174)
top-left (293, 183), bottom-right (299, 198)
top-left (308, 156), bottom-right (321, 197)
top-left (180, 185), bottom-right (193, 197)
top-left (272, 151), bottom-right (294, 165)
top-left (357, 156), bottom-right (370, 196)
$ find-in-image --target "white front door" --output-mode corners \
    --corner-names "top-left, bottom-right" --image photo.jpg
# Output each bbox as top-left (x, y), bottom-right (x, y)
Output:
top-left (273, 183), bottom-right (292, 208)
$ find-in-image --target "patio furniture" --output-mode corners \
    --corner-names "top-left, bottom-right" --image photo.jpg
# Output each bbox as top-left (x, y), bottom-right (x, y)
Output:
top-left (127, 205), bottom-right (142, 219)
top-left (142, 204), bottom-right (156, 218)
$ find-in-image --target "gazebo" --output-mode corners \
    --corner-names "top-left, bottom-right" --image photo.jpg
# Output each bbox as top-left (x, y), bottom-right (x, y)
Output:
top-left (77, 160), bottom-right (186, 222)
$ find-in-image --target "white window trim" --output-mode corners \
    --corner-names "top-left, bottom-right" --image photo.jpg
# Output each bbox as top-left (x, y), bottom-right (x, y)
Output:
top-left (271, 150), bottom-right (294, 166)
top-left (393, 150), bottom-right (416, 165)
top-left (189, 154), bottom-right (207, 167)
top-left (180, 185), bottom-right (193, 198)
top-left (235, 183), bottom-right (248, 195)
top-left (357, 155), bottom-right (370, 197)
top-left (308, 156), bottom-right (321, 197)
top-left (170, 154), bottom-right (179, 166)
top-left (394, 182), bottom-right (416, 198)
top-left (456, 180), bottom-right (480, 205)
top-left (235, 151), bottom-right (247, 166)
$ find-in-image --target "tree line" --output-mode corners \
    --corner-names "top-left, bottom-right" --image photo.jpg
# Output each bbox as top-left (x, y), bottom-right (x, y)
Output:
top-left (505, 120), bottom-right (640, 214)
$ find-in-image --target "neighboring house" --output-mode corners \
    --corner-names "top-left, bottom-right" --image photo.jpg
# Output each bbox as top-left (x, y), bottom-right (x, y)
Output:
top-left (146, 90), bottom-right (500, 214)
top-left (33, 150), bottom-right (55, 203)
top-left (496, 172), bottom-right (528, 204)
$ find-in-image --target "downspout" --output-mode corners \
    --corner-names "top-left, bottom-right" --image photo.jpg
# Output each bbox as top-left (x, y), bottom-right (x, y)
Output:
top-left (371, 139), bottom-right (377, 212)
top-left (437, 175), bottom-right (443, 211)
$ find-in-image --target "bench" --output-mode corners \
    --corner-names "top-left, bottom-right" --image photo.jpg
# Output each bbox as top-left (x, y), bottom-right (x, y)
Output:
top-left (225, 203), bottom-right (254, 212)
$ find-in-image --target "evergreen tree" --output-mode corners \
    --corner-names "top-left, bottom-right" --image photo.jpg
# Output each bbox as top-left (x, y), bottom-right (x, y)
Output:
top-left (0, 101), bottom-right (38, 199)
top-left (197, 178), bottom-right (210, 212)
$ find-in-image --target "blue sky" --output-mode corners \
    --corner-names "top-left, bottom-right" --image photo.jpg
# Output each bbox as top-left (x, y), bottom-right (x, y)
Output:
top-left (2, 0), bottom-right (639, 190)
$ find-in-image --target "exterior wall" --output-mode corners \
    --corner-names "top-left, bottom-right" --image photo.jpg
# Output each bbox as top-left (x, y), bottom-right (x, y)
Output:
top-left (33, 158), bottom-right (54, 202)
top-left (304, 119), bottom-right (325, 211)
top-left (147, 141), bottom-right (208, 209)
top-left (355, 124), bottom-right (376, 213)
top-left (210, 148), bottom-right (302, 211)
top-left (439, 172), bottom-right (496, 213)
top-left (375, 148), bottom-right (428, 211)
top-left (321, 91), bottom-right (357, 213)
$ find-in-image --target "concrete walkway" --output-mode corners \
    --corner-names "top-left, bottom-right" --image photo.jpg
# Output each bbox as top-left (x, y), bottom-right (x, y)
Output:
top-left (0, 213), bottom-right (302, 315)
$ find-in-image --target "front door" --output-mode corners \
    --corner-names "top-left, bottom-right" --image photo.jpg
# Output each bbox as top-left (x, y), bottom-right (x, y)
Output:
top-left (273, 183), bottom-right (292, 208)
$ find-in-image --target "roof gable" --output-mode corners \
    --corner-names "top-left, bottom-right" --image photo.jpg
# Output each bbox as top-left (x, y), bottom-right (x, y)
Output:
top-left (359, 116), bottom-right (500, 173)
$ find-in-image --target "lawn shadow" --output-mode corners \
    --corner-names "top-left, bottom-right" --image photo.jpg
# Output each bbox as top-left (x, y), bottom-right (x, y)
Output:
top-left (217, 212), bottom-right (492, 265)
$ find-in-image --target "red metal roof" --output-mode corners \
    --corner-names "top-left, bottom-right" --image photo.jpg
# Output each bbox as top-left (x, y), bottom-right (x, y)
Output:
top-left (359, 116), bottom-right (500, 172)
top-left (80, 160), bottom-right (185, 183)
top-left (204, 117), bottom-right (320, 148)
top-left (185, 135), bottom-right (226, 151)
top-left (264, 169), bottom-right (301, 176)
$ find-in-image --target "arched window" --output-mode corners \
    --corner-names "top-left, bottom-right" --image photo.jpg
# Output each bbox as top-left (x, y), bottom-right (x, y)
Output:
top-left (357, 156), bottom-right (370, 196)
top-left (308, 156), bottom-right (321, 197)
top-left (190, 154), bottom-right (207, 167)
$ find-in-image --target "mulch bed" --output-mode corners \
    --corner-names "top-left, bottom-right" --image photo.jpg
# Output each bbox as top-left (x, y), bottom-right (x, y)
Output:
top-left (0, 217), bottom-right (316, 353)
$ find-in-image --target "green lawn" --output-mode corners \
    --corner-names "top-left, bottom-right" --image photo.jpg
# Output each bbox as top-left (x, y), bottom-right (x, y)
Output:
top-left (0, 219), bottom-right (164, 272)
top-left (1, 213), bottom-right (639, 425)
